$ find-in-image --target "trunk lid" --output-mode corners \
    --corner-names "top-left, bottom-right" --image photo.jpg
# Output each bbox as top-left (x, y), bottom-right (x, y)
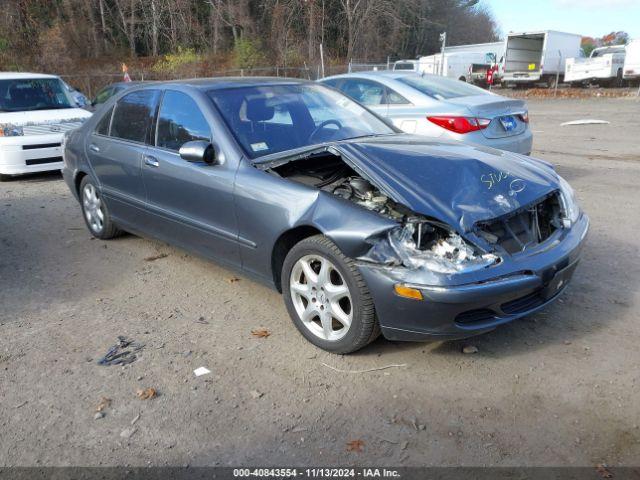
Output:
top-left (445, 94), bottom-right (528, 139)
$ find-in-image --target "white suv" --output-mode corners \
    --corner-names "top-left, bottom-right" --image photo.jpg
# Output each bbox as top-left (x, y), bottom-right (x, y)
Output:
top-left (0, 73), bottom-right (92, 180)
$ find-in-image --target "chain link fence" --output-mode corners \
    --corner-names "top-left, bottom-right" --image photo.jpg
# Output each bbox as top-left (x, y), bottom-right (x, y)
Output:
top-left (59, 61), bottom-right (397, 99)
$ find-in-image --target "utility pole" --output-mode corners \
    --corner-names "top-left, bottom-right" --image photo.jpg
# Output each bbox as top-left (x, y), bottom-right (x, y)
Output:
top-left (439, 32), bottom-right (447, 76)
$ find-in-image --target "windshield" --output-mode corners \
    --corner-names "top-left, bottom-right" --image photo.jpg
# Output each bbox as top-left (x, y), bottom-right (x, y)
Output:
top-left (397, 74), bottom-right (489, 100)
top-left (0, 78), bottom-right (73, 112)
top-left (208, 83), bottom-right (394, 159)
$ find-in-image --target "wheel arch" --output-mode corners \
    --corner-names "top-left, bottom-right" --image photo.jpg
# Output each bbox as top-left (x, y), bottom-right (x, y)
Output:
top-left (74, 170), bottom-right (88, 197)
top-left (271, 225), bottom-right (323, 292)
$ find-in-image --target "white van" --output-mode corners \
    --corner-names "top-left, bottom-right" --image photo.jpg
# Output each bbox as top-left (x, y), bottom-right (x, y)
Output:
top-left (0, 73), bottom-right (92, 179)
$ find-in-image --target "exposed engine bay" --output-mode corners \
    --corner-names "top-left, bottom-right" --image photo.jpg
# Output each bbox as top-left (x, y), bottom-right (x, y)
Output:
top-left (267, 151), bottom-right (500, 273)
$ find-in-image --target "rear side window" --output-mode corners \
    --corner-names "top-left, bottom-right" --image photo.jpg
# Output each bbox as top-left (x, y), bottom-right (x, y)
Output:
top-left (110, 90), bottom-right (160, 143)
top-left (385, 87), bottom-right (410, 105)
top-left (94, 106), bottom-right (113, 135)
top-left (156, 91), bottom-right (211, 151)
top-left (93, 87), bottom-right (113, 105)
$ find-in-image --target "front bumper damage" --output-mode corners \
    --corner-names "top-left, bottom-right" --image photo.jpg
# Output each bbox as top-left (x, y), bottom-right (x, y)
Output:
top-left (357, 213), bottom-right (589, 341)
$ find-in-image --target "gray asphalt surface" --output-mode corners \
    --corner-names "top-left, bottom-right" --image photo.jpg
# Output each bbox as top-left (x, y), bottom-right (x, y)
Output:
top-left (1, 97), bottom-right (639, 467)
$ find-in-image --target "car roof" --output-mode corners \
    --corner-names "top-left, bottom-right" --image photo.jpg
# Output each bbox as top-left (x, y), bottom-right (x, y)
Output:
top-left (321, 71), bottom-right (428, 81)
top-left (132, 76), bottom-right (309, 91)
top-left (0, 72), bottom-right (59, 80)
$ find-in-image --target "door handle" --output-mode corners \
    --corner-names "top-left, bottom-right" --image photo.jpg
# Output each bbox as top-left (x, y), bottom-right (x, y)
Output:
top-left (89, 144), bottom-right (100, 153)
top-left (144, 155), bottom-right (159, 168)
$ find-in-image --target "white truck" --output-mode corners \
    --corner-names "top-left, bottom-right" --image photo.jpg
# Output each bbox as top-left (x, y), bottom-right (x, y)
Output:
top-left (0, 73), bottom-right (92, 179)
top-left (565, 45), bottom-right (626, 87)
top-left (623, 39), bottom-right (640, 83)
top-left (395, 52), bottom-right (493, 82)
top-left (502, 30), bottom-right (582, 88)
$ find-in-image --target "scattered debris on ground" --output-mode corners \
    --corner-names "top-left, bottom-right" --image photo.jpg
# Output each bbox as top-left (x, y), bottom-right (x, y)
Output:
top-left (462, 345), bottom-right (479, 354)
top-left (193, 367), bottom-right (211, 377)
top-left (320, 363), bottom-right (407, 374)
top-left (249, 390), bottom-right (264, 399)
top-left (14, 401), bottom-right (27, 409)
top-left (97, 336), bottom-right (144, 366)
top-left (195, 316), bottom-right (209, 325)
top-left (95, 397), bottom-right (112, 412)
top-left (346, 439), bottom-right (365, 452)
top-left (561, 119), bottom-right (610, 126)
top-left (136, 388), bottom-right (157, 400)
top-left (596, 463), bottom-right (613, 478)
top-left (144, 253), bottom-right (168, 262)
top-left (251, 328), bottom-right (271, 338)
top-left (120, 427), bottom-right (137, 440)
top-left (131, 414), bottom-right (140, 425)
top-left (227, 277), bottom-right (240, 283)
top-left (93, 412), bottom-right (105, 420)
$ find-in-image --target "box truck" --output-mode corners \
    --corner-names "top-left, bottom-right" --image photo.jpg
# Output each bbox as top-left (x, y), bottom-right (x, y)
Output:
top-left (502, 30), bottom-right (582, 88)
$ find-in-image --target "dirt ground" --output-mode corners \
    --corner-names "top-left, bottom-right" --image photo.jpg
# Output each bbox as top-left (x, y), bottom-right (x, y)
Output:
top-left (1, 97), bottom-right (639, 468)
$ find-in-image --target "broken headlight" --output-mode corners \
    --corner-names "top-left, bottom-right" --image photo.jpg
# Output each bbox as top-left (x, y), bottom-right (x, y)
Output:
top-left (558, 176), bottom-right (580, 226)
top-left (362, 223), bottom-right (499, 274)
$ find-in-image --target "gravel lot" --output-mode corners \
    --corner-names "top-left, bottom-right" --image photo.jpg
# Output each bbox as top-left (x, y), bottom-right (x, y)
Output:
top-left (1, 97), bottom-right (639, 468)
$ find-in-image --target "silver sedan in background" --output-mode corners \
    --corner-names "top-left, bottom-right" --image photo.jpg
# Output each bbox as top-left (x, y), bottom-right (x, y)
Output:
top-left (320, 71), bottom-right (533, 155)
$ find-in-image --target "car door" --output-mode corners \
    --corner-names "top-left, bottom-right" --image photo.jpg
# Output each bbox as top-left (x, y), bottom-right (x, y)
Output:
top-left (337, 78), bottom-right (389, 117)
top-left (141, 89), bottom-right (240, 267)
top-left (87, 89), bottom-right (160, 225)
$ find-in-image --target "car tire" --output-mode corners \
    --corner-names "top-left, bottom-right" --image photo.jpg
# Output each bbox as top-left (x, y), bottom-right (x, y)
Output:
top-left (79, 176), bottom-right (121, 240)
top-left (282, 235), bottom-right (380, 354)
top-left (0, 174), bottom-right (11, 182)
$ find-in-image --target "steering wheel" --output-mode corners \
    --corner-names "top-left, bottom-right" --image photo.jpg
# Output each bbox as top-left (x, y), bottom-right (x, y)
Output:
top-left (308, 119), bottom-right (343, 142)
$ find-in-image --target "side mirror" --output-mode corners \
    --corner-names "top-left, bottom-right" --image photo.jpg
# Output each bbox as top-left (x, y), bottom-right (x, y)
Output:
top-left (179, 140), bottom-right (218, 165)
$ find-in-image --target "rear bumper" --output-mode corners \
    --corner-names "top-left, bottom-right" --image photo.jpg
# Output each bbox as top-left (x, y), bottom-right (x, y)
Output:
top-left (0, 134), bottom-right (64, 175)
top-left (446, 128), bottom-right (533, 156)
top-left (503, 73), bottom-right (543, 83)
top-left (357, 213), bottom-right (589, 342)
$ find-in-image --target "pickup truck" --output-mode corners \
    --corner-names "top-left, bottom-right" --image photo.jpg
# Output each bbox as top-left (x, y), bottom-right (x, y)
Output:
top-left (565, 45), bottom-right (626, 87)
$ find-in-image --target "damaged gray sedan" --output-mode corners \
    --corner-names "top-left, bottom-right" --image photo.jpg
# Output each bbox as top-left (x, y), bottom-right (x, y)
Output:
top-left (62, 78), bottom-right (589, 353)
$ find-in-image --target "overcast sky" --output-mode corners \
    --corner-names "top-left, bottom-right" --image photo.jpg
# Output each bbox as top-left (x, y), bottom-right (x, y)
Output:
top-left (486, 0), bottom-right (640, 39)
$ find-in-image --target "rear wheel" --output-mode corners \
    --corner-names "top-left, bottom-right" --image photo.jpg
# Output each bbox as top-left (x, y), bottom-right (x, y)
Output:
top-left (282, 235), bottom-right (379, 354)
top-left (0, 174), bottom-right (11, 182)
top-left (79, 176), bottom-right (121, 239)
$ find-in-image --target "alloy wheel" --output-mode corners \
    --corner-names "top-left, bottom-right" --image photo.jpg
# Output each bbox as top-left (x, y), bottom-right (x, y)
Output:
top-left (289, 254), bottom-right (353, 341)
top-left (82, 183), bottom-right (104, 233)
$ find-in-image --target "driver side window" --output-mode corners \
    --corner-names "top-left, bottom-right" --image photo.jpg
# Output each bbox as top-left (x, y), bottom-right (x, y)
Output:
top-left (156, 91), bottom-right (211, 151)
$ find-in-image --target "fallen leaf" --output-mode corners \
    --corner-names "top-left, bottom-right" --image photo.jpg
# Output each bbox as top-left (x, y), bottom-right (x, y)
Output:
top-left (596, 464), bottom-right (613, 478)
top-left (346, 439), bottom-right (365, 452)
top-left (251, 328), bottom-right (271, 338)
top-left (95, 397), bottom-right (112, 412)
top-left (136, 388), bottom-right (157, 400)
top-left (144, 253), bottom-right (168, 262)
top-left (228, 277), bottom-right (240, 283)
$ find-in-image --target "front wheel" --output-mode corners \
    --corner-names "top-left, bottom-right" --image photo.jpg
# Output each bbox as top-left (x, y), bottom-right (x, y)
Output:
top-left (282, 235), bottom-right (379, 354)
top-left (79, 176), bottom-right (121, 239)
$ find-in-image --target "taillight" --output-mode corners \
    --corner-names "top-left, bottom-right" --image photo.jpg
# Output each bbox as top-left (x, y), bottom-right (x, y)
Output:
top-left (427, 116), bottom-right (491, 134)
top-left (519, 111), bottom-right (529, 123)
